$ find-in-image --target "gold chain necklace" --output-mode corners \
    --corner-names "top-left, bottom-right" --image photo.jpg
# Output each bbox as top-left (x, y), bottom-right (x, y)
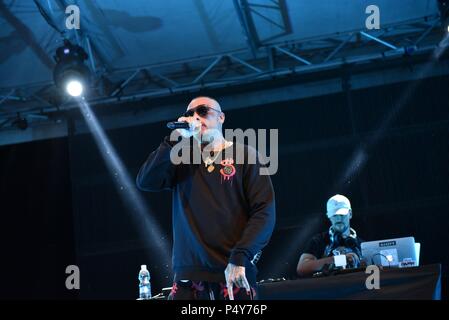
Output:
top-left (203, 140), bottom-right (232, 173)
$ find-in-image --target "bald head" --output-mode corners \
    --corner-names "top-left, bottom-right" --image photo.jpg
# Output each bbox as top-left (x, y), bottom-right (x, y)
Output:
top-left (187, 96), bottom-right (222, 112)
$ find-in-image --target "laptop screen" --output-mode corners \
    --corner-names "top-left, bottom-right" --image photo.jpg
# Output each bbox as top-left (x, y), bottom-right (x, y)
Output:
top-left (361, 237), bottom-right (419, 267)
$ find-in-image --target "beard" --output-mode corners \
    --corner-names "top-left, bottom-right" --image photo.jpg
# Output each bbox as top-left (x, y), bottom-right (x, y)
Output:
top-left (200, 128), bottom-right (221, 144)
top-left (333, 223), bottom-right (349, 234)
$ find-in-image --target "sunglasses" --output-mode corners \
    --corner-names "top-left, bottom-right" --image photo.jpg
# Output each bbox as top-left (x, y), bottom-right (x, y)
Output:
top-left (183, 105), bottom-right (221, 118)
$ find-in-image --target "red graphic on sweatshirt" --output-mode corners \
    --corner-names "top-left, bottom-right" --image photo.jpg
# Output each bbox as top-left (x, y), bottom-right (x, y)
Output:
top-left (220, 158), bottom-right (236, 183)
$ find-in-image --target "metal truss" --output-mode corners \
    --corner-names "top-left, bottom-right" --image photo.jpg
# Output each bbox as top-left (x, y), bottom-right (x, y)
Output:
top-left (0, 13), bottom-right (446, 129)
top-left (233, 0), bottom-right (292, 56)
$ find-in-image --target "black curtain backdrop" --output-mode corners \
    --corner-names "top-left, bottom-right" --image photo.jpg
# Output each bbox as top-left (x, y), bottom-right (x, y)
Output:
top-left (1, 75), bottom-right (448, 299)
top-left (0, 138), bottom-right (76, 299)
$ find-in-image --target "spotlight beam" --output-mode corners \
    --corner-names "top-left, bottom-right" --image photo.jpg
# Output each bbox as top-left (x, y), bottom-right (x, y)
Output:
top-left (76, 98), bottom-right (171, 272)
top-left (333, 34), bottom-right (449, 191)
top-left (266, 216), bottom-right (321, 278)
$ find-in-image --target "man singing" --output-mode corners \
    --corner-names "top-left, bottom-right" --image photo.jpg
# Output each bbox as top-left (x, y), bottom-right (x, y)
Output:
top-left (136, 96), bottom-right (276, 300)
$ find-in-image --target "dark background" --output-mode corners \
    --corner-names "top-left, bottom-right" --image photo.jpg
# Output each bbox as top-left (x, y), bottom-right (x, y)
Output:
top-left (1, 75), bottom-right (448, 299)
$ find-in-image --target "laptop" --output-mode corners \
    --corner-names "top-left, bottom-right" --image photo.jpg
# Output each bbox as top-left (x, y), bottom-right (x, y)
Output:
top-left (361, 237), bottom-right (420, 268)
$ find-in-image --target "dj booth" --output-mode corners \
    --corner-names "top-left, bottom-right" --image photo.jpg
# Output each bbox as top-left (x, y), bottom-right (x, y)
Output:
top-left (258, 264), bottom-right (442, 300)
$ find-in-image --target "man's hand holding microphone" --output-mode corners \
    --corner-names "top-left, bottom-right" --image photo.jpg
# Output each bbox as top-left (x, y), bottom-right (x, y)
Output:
top-left (170, 115), bottom-right (201, 140)
top-left (166, 114), bottom-right (201, 141)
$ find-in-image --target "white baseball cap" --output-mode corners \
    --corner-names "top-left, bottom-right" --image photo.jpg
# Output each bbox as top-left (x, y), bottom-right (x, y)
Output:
top-left (326, 194), bottom-right (351, 218)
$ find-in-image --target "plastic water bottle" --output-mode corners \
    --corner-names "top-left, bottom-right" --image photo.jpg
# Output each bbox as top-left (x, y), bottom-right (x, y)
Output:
top-left (138, 265), bottom-right (151, 300)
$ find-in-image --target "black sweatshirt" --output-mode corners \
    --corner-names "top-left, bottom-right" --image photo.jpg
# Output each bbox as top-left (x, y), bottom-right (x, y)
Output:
top-left (136, 136), bottom-right (276, 282)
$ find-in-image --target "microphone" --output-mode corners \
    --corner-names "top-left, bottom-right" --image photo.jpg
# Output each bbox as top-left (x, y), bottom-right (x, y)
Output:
top-left (167, 121), bottom-right (190, 130)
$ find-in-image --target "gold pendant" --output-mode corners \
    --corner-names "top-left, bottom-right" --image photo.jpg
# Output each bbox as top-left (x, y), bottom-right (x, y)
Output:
top-left (207, 165), bottom-right (215, 173)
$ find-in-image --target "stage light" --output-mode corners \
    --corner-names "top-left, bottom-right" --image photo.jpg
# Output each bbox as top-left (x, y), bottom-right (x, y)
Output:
top-left (403, 45), bottom-right (418, 57)
top-left (12, 115), bottom-right (28, 130)
top-left (53, 40), bottom-right (90, 97)
top-left (66, 80), bottom-right (83, 97)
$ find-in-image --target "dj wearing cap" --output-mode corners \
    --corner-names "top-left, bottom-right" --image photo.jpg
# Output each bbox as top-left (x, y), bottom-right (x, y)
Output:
top-left (296, 194), bottom-right (363, 277)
